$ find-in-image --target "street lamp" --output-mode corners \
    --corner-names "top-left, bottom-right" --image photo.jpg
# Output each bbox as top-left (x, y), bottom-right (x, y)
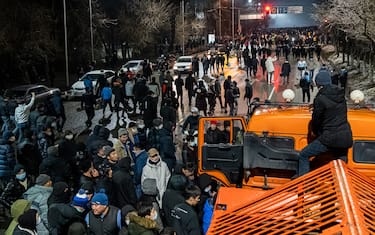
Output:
top-left (89, 0), bottom-right (94, 62)
top-left (63, 0), bottom-right (69, 87)
top-left (181, 0), bottom-right (185, 55)
top-left (232, 0), bottom-right (234, 42)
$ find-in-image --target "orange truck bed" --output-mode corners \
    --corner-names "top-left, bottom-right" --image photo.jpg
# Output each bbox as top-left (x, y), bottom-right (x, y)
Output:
top-left (207, 160), bottom-right (375, 235)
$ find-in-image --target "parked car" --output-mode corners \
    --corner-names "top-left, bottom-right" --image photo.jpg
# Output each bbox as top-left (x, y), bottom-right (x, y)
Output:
top-left (173, 56), bottom-right (193, 74)
top-left (69, 70), bottom-right (115, 98)
top-left (121, 60), bottom-right (144, 75)
top-left (4, 84), bottom-right (60, 104)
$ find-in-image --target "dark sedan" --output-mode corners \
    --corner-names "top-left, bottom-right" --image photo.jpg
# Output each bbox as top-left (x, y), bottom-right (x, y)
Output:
top-left (4, 84), bottom-right (60, 104)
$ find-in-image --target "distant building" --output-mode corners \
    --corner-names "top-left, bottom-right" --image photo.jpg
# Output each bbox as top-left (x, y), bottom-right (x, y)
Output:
top-left (240, 0), bottom-right (320, 29)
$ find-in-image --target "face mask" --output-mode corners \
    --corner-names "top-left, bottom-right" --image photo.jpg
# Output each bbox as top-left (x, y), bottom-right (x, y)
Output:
top-left (125, 219), bottom-right (130, 225)
top-left (149, 159), bottom-right (160, 165)
top-left (65, 134), bottom-right (74, 140)
top-left (16, 172), bottom-right (26, 181)
top-left (75, 206), bottom-right (85, 213)
top-left (152, 212), bottom-right (158, 221)
top-left (36, 216), bottom-right (41, 225)
top-left (138, 125), bottom-right (145, 129)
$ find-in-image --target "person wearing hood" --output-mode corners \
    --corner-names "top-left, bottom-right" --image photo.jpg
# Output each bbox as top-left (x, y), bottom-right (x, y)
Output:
top-left (128, 200), bottom-right (159, 235)
top-left (16, 128), bottom-right (39, 179)
top-left (297, 67), bottom-right (353, 177)
top-left (0, 130), bottom-right (16, 182)
top-left (159, 121), bottom-right (176, 172)
top-left (87, 126), bottom-right (113, 158)
top-left (39, 145), bottom-right (71, 183)
top-left (5, 199), bottom-right (31, 235)
top-left (141, 148), bottom-right (171, 208)
top-left (147, 118), bottom-right (162, 150)
top-left (162, 174), bottom-right (187, 227)
top-left (281, 60), bottom-right (291, 85)
top-left (112, 157), bottom-right (137, 208)
top-left (85, 125), bottom-right (102, 153)
top-left (23, 174), bottom-right (53, 235)
top-left (47, 181), bottom-right (71, 207)
top-left (79, 158), bottom-right (99, 192)
top-left (0, 164), bottom-right (33, 209)
top-left (48, 189), bottom-right (90, 235)
top-left (13, 208), bottom-right (39, 235)
top-left (58, 130), bottom-right (80, 188)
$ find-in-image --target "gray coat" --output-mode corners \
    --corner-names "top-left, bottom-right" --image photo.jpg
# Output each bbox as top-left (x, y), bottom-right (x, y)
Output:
top-left (23, 185), bottom-right (52, 235)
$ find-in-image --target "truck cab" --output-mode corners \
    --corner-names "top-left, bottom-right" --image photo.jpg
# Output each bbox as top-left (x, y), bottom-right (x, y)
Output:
top-left (197, 97), bottom-right (375, 190)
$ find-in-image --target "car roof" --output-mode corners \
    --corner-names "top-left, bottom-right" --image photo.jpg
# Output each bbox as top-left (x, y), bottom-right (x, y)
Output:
top-left (8, 84), bottom-right (46, 91)
top-left (86, 70), bottom-right (115, 75)
top-left (178, 56), bottom-right (193, 59)
top-left (125, 60), bottom-right (143, 63)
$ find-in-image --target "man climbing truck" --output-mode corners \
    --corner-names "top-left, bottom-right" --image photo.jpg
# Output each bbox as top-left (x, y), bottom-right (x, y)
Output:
top-left (197, 89), bottom-right (375, 189)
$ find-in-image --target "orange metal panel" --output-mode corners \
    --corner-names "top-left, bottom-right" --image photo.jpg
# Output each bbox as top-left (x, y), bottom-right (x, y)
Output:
top-left (207, 160), bottom-right (375, 235)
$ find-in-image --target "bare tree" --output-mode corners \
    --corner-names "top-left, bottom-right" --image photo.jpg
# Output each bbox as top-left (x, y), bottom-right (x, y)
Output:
top-left (118, 0), bottom-right (173, 53)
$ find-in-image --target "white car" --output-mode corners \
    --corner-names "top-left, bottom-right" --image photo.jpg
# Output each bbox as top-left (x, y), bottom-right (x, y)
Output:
top-left (173, 56), bottom-right (193, 74)
top-left (69, 70), bottom-right (115, 97)
top-left (121, 60), bottom-right (144, 75)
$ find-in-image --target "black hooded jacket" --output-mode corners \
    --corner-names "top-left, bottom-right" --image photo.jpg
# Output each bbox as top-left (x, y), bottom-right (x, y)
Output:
top-left (312, 85), bottom-right (353, 148)
top-left (111, 158), bottom-right (137, 208)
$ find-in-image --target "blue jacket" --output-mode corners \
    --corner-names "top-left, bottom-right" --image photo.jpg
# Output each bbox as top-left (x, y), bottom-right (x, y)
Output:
top-left (202, 198), bottom-right (214, 234)
top-left (134, 150), bottom-right (148, 185)
top-left (0, 139), bottom-right (15, 178)
top-left (101, 87), bottom-right (112, 101)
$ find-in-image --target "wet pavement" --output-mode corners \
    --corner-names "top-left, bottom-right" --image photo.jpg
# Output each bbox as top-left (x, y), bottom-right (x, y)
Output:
top-left (63, 52), bottom-right (322, 154)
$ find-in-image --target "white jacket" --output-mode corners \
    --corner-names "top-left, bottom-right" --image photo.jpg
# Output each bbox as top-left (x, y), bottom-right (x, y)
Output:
top-left (265, 56), bottom-right (277, 73)
top-left (14, 95), bottom-right (35, 124)
top-left (141, 159), bottom-right (171, 208)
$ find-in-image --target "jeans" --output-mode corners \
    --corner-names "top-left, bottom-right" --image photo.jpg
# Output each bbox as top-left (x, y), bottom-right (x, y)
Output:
top-left (1, 116), bottom-right (10, 133)
top-left (13, 122), bottom-right (28, 142)
top-left (298, 139), bottom-right (348, 177)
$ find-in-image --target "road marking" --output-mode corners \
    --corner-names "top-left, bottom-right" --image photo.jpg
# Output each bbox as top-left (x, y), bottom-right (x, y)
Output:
top-left (268, 86), bottom-right (275, 100)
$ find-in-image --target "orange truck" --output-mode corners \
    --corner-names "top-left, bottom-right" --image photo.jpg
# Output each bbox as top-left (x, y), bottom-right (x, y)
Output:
top-left (197, 92), bottom-right (375, 234)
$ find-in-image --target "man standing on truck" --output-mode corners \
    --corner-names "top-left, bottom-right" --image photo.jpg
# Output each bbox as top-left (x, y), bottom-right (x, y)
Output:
top-left (297, 67), bottom-right (353, 177)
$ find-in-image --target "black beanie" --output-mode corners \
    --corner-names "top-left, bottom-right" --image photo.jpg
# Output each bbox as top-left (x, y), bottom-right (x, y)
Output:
top-left (18, 208), bottom-right (37, 231)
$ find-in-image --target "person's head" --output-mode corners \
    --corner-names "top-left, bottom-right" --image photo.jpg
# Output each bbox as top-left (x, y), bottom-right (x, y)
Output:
top-left (64, 130), bottom-right (74, 141)
top-left (103, 146), bottom-right (118, 163)
top-left (137, 201), bottom-right (157, 221)
top-left (152, 118), bottom-right (163, 130)
top-left (183, 185), bottom-right (201, 206)
top-left (96, 144), bottom-right (106, 157)
top-left (81, 182), bottom-right (95, 200)
top-left (210, 120), bottom-right (218, 129)
top-left (181, 163), bottom-right (196, 181)
top-left (315, 74), bottom-right (332, 87)
top-left (128, 122), bottom-right (138, 134)
top-left (191, 107), bottom-right (199, 116)
top-left (148, 148), bottom-right (160, 164)
top-left (2, 131), bottom-right (15, 143)
top-left (118, 128), bottom-right (129, 143)
top-left (227, 75), bottom-right (232, 81)
top-left (18, 209), bottom-right (38, 231)
top-left (14, 164), bottom-right (27, 181)
top-left (91, 189), bottom-right (109, 215)
top-left (72, 189), bottom-right (90, 212)
top-left (304, 71), bottom-right (309, 76)
top-left (35, 174), bottom-right (52, 187)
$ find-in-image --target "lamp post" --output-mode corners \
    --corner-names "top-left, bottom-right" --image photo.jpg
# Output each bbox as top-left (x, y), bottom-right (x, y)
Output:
top-left (63, 0), bottom-right (69, 87)
top-left (89, 0), bottom-right (94, 62)
top-left (232, 0), bottom-right (234, 42)
top-left (181, 0), bottom-right (185, 55)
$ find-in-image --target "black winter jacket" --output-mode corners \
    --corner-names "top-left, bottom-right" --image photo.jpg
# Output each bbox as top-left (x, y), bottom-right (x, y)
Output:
top-left (312, 85), bottom-right (353, 148)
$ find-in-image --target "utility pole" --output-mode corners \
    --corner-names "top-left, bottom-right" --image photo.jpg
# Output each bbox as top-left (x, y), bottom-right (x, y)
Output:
top-left (219, 0), bottom-right (222, 41)
top-left (89, 0), bottom-right (94, 62)
top-left (232, 0), bottom-right (234, 42)
top-left (63, 0), bottom-right (69, 88)
top-left (182, 0), bottom-right (185, 55)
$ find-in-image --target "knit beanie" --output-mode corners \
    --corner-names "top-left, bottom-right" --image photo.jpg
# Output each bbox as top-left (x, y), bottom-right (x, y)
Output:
top-left (35, 174), bottom-right (51, 186)
top-left (18, 209), bottom-right (37, 231)
top-left (91, 189), bottom-right (108, 206)
top-left (72, 189), bottom-right (90, 208)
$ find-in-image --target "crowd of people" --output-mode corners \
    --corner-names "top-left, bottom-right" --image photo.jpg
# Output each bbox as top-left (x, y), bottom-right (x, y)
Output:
top-left (0, 26), bottom-right (353, 235)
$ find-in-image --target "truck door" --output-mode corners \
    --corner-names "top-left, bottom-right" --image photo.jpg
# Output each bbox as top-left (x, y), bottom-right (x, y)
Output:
top-left (198, 117), bottom-right (247, 187)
